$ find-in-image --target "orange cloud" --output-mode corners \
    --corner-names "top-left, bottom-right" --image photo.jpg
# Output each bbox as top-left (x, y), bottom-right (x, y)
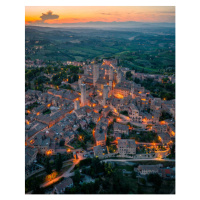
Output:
top-left (25, 6), bottom-right (175, 25)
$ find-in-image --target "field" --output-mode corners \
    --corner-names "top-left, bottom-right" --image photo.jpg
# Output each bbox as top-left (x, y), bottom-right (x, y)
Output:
top-left (25, 26), bottom-right (175, 74)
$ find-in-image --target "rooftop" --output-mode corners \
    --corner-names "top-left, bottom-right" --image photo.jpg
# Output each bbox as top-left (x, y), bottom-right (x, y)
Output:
top-left (118, 139), bottom-right (136, 148)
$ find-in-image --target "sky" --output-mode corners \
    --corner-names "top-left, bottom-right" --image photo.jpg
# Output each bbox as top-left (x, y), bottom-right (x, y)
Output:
top-left (25, 6), bottom-right (175, 26)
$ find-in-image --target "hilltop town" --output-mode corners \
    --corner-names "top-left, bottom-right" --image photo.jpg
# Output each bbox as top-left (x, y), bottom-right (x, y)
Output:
top-left (25, 58), bottom-right (175, 194)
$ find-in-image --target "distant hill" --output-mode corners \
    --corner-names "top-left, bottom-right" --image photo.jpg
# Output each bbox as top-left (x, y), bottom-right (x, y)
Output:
top-left (26, 21), bottom-right (175, 29)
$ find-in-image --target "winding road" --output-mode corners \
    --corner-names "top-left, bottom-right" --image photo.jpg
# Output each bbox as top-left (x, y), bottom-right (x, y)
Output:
top-left (41, 153), bottom-right (85, 188)
top-left (102, 158), bottom-right (175, 163)
top-left (40, 154), bottom-right (174, 188)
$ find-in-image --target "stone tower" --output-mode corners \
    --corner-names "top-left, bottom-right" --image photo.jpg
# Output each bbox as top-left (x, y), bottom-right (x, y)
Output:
top-left (93, 64), bottom-right (99, 86)
top-left (109, 66), bottom-right (114, 81)
top-left (109, 80), bottom-right (113, 89)
top-left (117, 69), bottom-right (122, 83)
top-left (78, 78), bottom-right (83, 90)
top-left (103, 85), bottom-right (109, 106)
top-left (81, 84), bottom-right (86, 106)
top-left (74, 100), bottom-right (80, 110)
top-left (84, 65), bottom-right (88, 75)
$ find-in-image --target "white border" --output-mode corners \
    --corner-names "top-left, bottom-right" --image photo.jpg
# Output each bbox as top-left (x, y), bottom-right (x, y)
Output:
top-left (2, 0), bottom-right (200, 200)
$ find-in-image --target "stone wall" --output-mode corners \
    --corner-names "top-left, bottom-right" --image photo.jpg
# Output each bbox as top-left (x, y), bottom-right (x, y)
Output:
top-left (98, 149), bottom-right (170, 160)
top-left (99, 153), bottom-right (118, 159)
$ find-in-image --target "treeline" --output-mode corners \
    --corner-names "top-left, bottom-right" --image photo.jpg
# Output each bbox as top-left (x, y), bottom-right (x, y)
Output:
top-left (134, 77), bottom-right (175, 100)
top-left (25, 65), bottom-right (83, 91)
top-left (66, 157), bottom-right (137, 194)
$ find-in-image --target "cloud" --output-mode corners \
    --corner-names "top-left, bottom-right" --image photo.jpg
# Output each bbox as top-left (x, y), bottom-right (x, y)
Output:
top-left (100, 13), bottom-right (111, 15)
top-left (156, 11), bottom-right (175, 15)
top-left (26, 10), bottom-right (59, 25)
top-left (40, 11), bottom-right (59, 22)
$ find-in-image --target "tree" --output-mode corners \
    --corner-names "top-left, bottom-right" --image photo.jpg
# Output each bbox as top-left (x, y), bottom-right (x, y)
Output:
top-left (90, 157), bottom-right (103, 177)
top-left (121, 133), bottom-right (126, 139)
top-left (81, 142), bottom-right (87, 150)
top-left (106, 137), bottom-right (111, 146)
top-left (43, 109), bottom-right (51, 115)
top-left (147, 173), bottom-right (162, 192)
top-left (127, 122), bottom-right (131, 126)
top-left (45, 157), bottom-right (52, 174)
top-left (59, 139), bottom-right (65, 146)
top-left (171, 143), bottom-right (175, 156)
top-left (168, 143), bottom-right (175, 159)
top-left (162, 77), bottom-right (169, 83)
top-left (32, 185), bottom-right (44, 194)
top-left (55, 153), bottom-right (63, 172)
top-left (159, 111), bottom-right (172, 121)
top-left (72, 74), bottom-right (79, 82)
top-left (104, 163), bottom-right (113, 176)
top-left (134, 78), bottom-right (140, 84)
top-left (137, 185), bottom-right (144, 194)
top-left (68, 76), bottom-right (72, 83)
top-left (140, 178), bottom-right (146, 185)
top-left (77, 126), bottom-right (83, 132)
top-left (90, 137), bottom-right (95, 144)
top-left (132, 170), bottom-right (136, 179)
top-left (25, 176), bottom-right (44, 194)
top-left (120, 110), bottom-right (128, 116)
top-left (74, 169), bottom-right (81, 185)
top-left (126, 71), bottom-right (132, 79)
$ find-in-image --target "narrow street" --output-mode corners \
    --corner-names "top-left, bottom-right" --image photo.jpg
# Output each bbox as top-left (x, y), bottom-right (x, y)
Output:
top-left (102, 158), bottom-right (175, 163)
top-left (40, 153), bottom-right (85, 188)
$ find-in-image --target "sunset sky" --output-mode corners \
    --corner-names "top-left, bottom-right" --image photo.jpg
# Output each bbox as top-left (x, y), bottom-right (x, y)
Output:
top-left (25, 6), bottom-right (175, 26)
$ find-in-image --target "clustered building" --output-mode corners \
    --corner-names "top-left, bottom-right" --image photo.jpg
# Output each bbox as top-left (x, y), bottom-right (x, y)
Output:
top-left (118, 139), bottom-right (136, 156)
top-left (135, 164), bottom-right (175, 179)
top-left (25, 58), bottom-right (175, 189)
top-left (78, 60), bottom-right (175, 156)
